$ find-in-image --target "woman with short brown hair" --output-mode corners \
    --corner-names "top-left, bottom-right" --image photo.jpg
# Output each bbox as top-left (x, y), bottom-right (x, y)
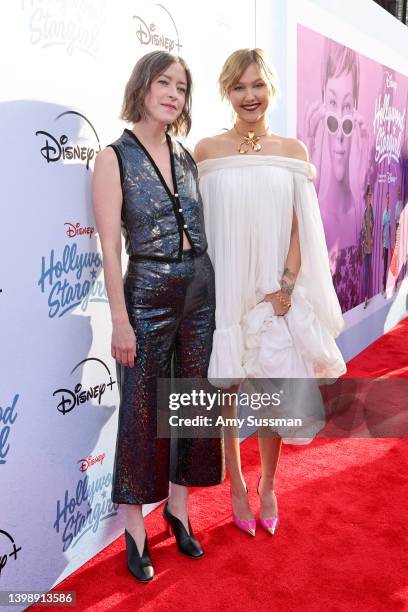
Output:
top-left (93, 50), bottom-right (223, 581)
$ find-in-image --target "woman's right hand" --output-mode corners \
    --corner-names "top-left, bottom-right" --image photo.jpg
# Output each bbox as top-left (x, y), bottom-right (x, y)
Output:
top-left (112, 320), bottom-right (136, 367)
top-left (264, 292), bottom-right (291, 316)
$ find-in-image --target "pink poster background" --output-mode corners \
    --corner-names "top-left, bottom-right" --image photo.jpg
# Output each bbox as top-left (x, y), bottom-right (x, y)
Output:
top-left (297, 24), bottom-right (408, 313)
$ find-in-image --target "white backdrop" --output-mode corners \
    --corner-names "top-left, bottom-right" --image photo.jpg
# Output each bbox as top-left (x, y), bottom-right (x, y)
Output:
top-left (0, 0), bottom-right (255, 603)
top-left (1, 0), bottom-right (407, 603)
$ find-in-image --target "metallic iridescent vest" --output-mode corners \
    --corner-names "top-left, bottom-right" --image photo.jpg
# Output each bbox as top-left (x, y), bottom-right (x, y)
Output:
top-left (109, 129), bottom-right (208, 262)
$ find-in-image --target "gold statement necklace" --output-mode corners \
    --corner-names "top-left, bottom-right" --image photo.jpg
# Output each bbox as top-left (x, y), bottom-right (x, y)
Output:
top-left (234, 124), bottom-right (269, 154)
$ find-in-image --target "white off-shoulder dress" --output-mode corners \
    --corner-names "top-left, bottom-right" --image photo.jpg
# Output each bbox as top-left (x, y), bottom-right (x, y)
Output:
top-left (198, 155), bottom-right (347, 440)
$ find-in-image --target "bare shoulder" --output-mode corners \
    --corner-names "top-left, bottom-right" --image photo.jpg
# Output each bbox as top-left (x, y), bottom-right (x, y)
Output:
top-left (95, 146), bottom-right (117, 168)
top-left (94, 146), bottom-right (120, 178)
top-left (194, 134), bottom-right (230, 163)
top-left (283, 137), bottom-right (309, 162)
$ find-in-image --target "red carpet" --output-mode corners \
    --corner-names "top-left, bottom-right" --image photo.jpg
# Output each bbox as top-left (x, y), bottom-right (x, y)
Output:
top-left (345, 317), bottom-right (408, 378)
top-left (31, 318), bottom-right (408, 612)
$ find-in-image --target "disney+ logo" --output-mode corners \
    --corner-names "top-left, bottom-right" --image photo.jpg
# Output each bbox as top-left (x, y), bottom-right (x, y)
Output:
top-left (133, 4), bottom-right (182, 52)
top-left (35, 111), bottom-right (101, 170)
top-left (0, 529), bottom-right (22, 578)
top-left (53, 358), bottom-right (116, 415)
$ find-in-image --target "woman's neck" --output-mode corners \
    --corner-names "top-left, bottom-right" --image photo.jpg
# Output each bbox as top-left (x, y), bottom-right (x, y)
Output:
top-left (234, 117), bottom-right (269, 135)
top-left (131, 119), bottom-right (167, 148)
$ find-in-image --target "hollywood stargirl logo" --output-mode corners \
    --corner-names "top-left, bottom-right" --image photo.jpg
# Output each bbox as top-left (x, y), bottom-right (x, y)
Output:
top-left (21, 0), bottom-right (105, 58)
top-left (0, 394), bottom-right (19, 466)
top-left (37, 241), bottom-right (107, 318)
top-left (53, 472), bottom-right (118, 553)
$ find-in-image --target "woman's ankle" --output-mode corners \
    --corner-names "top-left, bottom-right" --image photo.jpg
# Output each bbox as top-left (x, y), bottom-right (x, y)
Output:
top-left (259, 474), bottom-right (275, 494)
top-left (168, 483), bottom-right (188, 511)
top-left (229, 476), bottom-right (248, 496)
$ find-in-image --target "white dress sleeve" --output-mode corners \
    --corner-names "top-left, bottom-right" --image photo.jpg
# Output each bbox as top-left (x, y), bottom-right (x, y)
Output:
top-left (292, 168), bottom-right (344, 338)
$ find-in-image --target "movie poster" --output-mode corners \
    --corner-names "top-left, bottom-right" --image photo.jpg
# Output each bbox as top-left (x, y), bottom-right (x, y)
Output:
top-left (297, 24), bottom-right (408, 313)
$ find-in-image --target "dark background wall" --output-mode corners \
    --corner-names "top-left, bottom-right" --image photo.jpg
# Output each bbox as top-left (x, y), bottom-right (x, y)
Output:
top-left (373, 0), bottom-right (408, 25)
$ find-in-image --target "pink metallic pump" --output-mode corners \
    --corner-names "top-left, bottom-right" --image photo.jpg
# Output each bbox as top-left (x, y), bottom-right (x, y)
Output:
top-left (257, 475), bottom-right (279, 535)
top-left (231, 484), bottom-right (256, 537)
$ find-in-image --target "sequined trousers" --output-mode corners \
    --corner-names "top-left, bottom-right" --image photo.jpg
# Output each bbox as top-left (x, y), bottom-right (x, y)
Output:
top-left (111, 250), bottom-right (224, 504)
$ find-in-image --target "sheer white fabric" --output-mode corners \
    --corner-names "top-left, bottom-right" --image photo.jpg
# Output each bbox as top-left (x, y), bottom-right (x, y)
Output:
top-left (198, 154), bottom-right (346, 393)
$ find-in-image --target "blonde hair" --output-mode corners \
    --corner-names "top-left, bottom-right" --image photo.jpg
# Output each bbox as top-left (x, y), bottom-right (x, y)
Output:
top-left (218, 48), bottom-right (278, 101)
top-left (120, 50), bottom-right (192, 137)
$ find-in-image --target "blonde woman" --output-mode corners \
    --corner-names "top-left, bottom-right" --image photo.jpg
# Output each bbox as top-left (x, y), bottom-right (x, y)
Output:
top-left (195, 49), bottom-right (345, 537)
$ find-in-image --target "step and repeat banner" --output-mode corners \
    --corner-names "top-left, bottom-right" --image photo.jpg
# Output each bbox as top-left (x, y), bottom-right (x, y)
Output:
top-left (1, 0), bottom-right (407, 602)
top-left (0, 0), bottom-right (254, 602)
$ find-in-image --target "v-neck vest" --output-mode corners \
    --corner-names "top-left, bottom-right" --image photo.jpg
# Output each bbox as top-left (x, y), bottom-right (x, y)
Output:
top-left (109, 129), bottom-right (208, 262)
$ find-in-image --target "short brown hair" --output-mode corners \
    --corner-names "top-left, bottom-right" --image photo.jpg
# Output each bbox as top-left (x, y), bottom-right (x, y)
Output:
top-left (120, 50), bottom-right (192, 137)
top-left (218, 48), bottom-right (278, 101)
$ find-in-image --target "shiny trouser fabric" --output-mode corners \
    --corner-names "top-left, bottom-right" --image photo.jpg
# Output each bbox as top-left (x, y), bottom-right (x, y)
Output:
top-left (111, 250), bottom-right (224, 504)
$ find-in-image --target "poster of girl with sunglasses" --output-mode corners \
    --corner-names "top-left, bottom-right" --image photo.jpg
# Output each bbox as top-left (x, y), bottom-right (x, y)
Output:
top-left (298, 24), bottom-right (408, 313)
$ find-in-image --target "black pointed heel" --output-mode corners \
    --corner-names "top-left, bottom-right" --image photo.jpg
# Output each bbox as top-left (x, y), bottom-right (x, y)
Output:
top-left (125, 529), bottom-right (154, 582)
top-left (163, 502), bottom-right (204, 558)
